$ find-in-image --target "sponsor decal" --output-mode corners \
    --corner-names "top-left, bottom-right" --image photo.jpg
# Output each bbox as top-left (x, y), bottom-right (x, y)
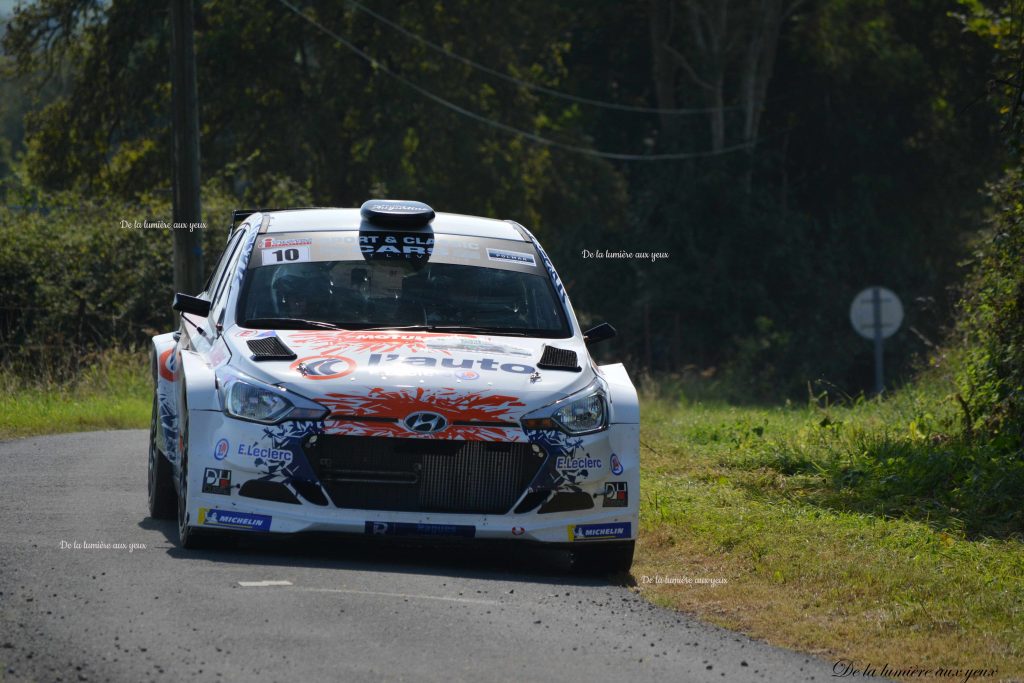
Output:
top-left (202, 468), bottom-right (232, 495)
top-left (260, 237), bottom-right (312, 249)
top-left (602, 482), bottom-right (628, 508)
top-left (291, 355), bottom-right (356, 380)
top-left (237, 443), bottom-right (293, 462)
top-left (424, 338), bottom-right (532, 357)
top-left (199, 508), bottom-right (271, 531)
top-left (213, 438), bottom-right (230, 461)
top-left (610, 453), bottom-right (623, 476)
top-left (486, 247), bottom-right (537, 267)
top-left (556, 455), bottom-right (602, 470)
top-left (568, 522), bottom-right (631, 542)
top-left (288, 330), bottom-right (443, 355)
top-left (455, 370), bottom-right (480, 380)
top-left (158, 348), bottom-right (177, 382)
top-left (511, 526), bottom-right (526, 536)
top-left (364, 521), bottom-right (476, 538)
top-left (402, 411), bottom-right (449, 434)
top-left (236, 330), bottom-right (277, 339)
top-left (367, 353), bottom-right (534, 374)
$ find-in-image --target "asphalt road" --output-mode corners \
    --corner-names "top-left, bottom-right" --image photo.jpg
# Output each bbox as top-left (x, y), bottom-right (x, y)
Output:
top-left (0, 430), bottom-right (838, 683)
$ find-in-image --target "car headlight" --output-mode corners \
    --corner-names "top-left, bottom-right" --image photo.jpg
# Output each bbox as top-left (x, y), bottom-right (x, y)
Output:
top-left (522, 380), bottom-right (608, 435)
top-left (218, 371), bottom-right (327, 424)
top-left (551, 390), bottom-right (606, 434)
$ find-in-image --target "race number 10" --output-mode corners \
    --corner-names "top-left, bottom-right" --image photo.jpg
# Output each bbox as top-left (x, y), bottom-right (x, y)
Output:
top-left (261, 246), bottom-right (310, 264)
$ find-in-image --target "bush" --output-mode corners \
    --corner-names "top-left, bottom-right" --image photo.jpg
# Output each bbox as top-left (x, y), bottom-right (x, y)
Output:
top-left (0, 183), bottom-right (237, 379)
top-left (953, 168), bottom-right (1024, 449)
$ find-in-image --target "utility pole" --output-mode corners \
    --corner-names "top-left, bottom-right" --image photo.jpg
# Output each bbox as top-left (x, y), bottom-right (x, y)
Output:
top-left (170, 0), bottom-right (203, 296)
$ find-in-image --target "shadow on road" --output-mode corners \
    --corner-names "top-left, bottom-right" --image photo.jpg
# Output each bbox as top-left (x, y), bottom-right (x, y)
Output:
top-left (138, 517), bottom-right (632, 588)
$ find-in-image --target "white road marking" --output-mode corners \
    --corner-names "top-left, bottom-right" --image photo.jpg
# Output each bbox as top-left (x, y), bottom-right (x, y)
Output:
top-left (296, 587), bottom-right (498, 605)
top-left (238, 580), bottom-right (294, 587)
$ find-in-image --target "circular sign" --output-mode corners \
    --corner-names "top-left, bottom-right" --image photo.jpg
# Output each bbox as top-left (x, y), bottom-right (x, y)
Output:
top-left (290, 356), bottom-right (356, 380)
top-left (849, 287), bottom-right (903, 340)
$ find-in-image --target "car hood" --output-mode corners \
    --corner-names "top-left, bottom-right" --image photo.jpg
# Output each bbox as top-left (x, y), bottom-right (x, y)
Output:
top-left (221, 327), bottom-right (596, 424)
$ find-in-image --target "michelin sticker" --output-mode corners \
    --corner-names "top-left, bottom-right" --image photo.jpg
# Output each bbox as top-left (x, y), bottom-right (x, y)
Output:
top-left (486, 248), bottom-right (537, 267)
top-left (199, 508), bottom-right (272, 531)
top-left (568, 522), bottom-right (631, 542)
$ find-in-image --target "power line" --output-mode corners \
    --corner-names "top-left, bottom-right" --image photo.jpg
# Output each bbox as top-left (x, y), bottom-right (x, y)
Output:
top-left (277, 0), bottom-right (755, 162)
top-left (345, 0), bottom-right (740, 115)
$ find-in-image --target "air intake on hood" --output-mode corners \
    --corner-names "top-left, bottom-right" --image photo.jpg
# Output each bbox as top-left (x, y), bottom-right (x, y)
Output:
top-left (537, 345), bottom-right (581, 372)
top-left (247, 336), bottom-right (297, 361)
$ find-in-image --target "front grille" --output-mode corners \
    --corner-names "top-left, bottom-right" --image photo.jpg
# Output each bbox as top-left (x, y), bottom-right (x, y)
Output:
top-left (304, 436), bottom-right (545, 514)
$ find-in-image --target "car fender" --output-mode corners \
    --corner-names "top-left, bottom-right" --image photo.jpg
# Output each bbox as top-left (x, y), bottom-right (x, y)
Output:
top-left (178, 345), bottom-right (220, 412)
top-left (599, 362), bottom-right (639, 424)
top-left (151, 333), bottom-right (179, 460)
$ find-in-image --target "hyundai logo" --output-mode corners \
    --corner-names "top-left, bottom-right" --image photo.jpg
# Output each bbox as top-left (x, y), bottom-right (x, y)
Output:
top-left (403, 411), bottom-right (449, 434)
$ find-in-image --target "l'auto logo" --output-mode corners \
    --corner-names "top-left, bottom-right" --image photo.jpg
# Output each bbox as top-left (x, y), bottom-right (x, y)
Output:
top-left (403, 411), bottom-right (448, 434)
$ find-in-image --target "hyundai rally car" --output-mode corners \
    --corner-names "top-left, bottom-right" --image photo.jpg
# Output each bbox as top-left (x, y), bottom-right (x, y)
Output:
top-left (148, 199), bottom-right (639, 572)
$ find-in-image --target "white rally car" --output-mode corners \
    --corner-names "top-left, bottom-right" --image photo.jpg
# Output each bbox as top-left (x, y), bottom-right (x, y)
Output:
top-left (148, 200), bottom-right (639, 573)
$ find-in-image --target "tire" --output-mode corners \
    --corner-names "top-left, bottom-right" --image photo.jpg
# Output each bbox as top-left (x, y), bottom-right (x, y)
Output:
top-left (176, 391), bottom-right (210, 549)
top-left (148, 393), bottom-right (176, 519)
top-left (570, 541), bottom-right (636, 576)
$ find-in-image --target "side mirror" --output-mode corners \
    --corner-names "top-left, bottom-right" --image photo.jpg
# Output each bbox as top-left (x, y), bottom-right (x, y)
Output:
top-left (583, 322), bottom-right (617, 346)
top-left (173, 293), bottom-right (211, 318)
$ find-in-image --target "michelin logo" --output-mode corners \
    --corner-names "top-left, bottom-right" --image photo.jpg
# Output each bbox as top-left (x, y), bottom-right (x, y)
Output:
top-left (569, 522), bottom-right (631, 542)
top-left (199, 508), bottom-right (271, 531)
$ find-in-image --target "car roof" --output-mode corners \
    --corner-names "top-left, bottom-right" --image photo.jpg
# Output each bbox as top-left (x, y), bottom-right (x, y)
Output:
top-left (260, 208), bottom-right (528, 241)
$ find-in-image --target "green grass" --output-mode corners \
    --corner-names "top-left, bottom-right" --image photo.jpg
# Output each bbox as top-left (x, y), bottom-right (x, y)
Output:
top-left (636, 372), bottom-right (1024, 679)
top-left (0, 349), bottom-right (151, 440)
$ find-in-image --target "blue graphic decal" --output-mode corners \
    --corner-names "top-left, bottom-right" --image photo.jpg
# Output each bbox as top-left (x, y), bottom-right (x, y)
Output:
top-left (524, 428), bottom-right (591, 493)
top-left (255, 419), bottom-right (328, 503)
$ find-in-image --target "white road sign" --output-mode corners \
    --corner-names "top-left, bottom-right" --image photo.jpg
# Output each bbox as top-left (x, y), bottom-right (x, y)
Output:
top-left (850, 287), bottom-right (903, 340)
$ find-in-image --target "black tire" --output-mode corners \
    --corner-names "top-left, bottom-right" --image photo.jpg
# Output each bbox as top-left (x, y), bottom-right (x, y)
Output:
top-left (570, 541), bottom-right (636, 576)
top-left (176, 391), bottom-right (210, 549)
top-left (148, 393), bottom-right (176, 519)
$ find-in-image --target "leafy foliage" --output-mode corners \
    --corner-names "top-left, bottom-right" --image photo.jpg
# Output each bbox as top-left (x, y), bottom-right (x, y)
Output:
top-left (0, 180), bottom-right (237, 378)
top-left (952, 170), bottom-right (1024, 449)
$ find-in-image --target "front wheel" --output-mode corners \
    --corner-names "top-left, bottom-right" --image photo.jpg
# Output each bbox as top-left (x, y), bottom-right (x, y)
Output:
top-left (569, 541), bottom-right (635, 576)
top-left (148, 393), bottom-right (176, 519)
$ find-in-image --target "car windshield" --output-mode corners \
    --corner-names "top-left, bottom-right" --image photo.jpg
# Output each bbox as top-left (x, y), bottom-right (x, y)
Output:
top-left (236, 232), bottom-right (570, 337)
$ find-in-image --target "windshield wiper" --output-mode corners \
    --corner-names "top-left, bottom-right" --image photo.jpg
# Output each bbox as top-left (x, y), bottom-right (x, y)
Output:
top-left (242, 317), bottom-right (345, 331)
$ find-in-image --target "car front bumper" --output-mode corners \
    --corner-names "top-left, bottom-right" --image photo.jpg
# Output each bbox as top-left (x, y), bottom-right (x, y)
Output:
top-left (184, 410), bottom-right (639, 545)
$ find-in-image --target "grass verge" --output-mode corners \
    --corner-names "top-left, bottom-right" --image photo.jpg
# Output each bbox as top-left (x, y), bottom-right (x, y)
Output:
top-left (635, 373), bottom-right (1023, 681)
top-left (0, 349), bottom-right (150, 440)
